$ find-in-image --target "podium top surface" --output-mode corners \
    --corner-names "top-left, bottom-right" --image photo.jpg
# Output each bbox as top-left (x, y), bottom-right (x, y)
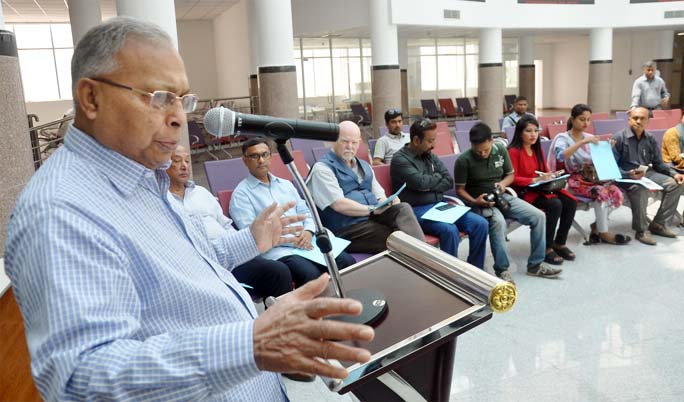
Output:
top-left (321, 252), bottom-right (493, 392)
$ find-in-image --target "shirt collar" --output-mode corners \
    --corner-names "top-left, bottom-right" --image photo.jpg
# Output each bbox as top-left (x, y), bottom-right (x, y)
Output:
top-left (386, 130), bottom-right (404, 139)
top-left (64, 125), bottom-right (171, 196)
top-left (404, 144), bottom-right (428, 159)
top-left (246, 172), bottom-right (280, 189)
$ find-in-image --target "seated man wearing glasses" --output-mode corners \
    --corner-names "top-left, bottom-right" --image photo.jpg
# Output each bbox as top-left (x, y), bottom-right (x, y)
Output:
top-left (372, 108), bottom-right (410, 165)
top-left (454, 123), bottom-right (562, 282)
top-left (167, 144), bottom-right (294, 298)
top-left (230, 137), bottom-right (356, 285)
top-left (307, 121), bottom-right (425, 254)
top-left (390, 119), bottom-right (489, 268)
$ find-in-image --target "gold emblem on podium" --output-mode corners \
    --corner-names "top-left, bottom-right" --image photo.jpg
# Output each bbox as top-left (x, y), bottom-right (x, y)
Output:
top-left (489, 282), bottom-right (517, 313)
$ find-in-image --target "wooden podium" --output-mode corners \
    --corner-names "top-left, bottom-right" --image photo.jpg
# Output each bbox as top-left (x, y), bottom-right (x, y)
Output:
top-left (320, 232), bottom-right (517, 402)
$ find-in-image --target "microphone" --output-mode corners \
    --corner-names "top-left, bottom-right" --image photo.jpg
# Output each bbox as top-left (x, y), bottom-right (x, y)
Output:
top-left (203, 106), bottom-right (339, 142)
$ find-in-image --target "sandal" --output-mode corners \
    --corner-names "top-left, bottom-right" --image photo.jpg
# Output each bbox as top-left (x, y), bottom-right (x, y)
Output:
top-left (553, 245), bottom-right (576, 261)
top-left (544, 249), bottom-right (564, 265)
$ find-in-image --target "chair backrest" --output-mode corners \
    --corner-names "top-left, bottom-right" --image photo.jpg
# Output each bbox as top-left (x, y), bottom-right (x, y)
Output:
top-left (368, 138), bottom-right (378, 158)
top-left (455, 97), bottom-right (474, 116)
top-left (437, 153), bottom-right (460, 197)
top-left (647, 117), bottom-right (669, 130)
top-left (371, 164), bottom-right (392, 195)
top-left (504, 94), bottom-right (517, 112)
top-left (435, 121), bottom-right (450, 134)
top-left (217, 189), bottom-right (233, 217)
top-left (433, 131), bottom-right (455, 156)
top-left (652, 109), bottom-right (682, 128)
top-left (356, 140), bottom-right (370, 163)
top-left (188, 120), bottom-right (206, 148)
top-left (454, 130), bottom-right (470, 153)
top-left (650, 129), bottom-right (667, 149)
top-left (350, 103), bottom-right (371, 125)
top-left (204, 158), bottom-right (250, 195)
top-left (540, 139), bottom-right (551, 158)
top-left (593, 119), bottom-right (627, 135)
top-left (547, 124), bottom-right (566, 140)
top-left (438, 98), bottom-right (458, 118)
top-left (270, 150), bottom-right (310, 181)
top-left (455, 119), bottom-right (481, 133)
top-left (290, 138), bottom-right (325, 168)
top-left (537, 115), bottom-right (565, 138)
top-left (421, 99), bottom-right (440, 119)
top-left (616, 111), bottom-right (629, 121)
top-left (312, 146), bottom-right (330, 163)
top-left (473, 96), bottom-right (479, 108)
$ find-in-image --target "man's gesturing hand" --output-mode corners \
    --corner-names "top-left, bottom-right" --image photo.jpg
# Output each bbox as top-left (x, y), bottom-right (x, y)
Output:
top-left (253, 274), bottom-right (375, 379)
top-left (250, 202), bottom-right (305, 253)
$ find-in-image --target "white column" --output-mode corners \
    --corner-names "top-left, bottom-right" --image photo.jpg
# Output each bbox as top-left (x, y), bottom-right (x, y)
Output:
top-left (369, 0), bottom-right (398, 66)
top-left (519, 35), bottom-right (534, 66)
top-left (67, 0), bottom-right (102, 46)
top-left (479, 28), bottom-right (502, 64)
top-left (247, 0), bottom-right (259, 75)
top-left (589, 27), bottom-right (612, 62)
top-left (254, 0), bottom-right (294, 68)
top-left (0, 2), bottom-right (5, 29)
top-left (398, 37), bottom-right (408, 69)
top-left (116, 0), bottom-right (179, 49)
top-left (656, 30), bottom-right (674, 60)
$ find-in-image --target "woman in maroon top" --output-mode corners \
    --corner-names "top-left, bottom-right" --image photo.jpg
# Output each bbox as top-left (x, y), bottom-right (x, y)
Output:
top-left (508, 115), bottom-right (578, 265)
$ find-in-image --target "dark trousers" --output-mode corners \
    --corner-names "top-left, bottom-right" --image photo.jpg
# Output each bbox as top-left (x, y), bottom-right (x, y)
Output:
top-left (619, 170), bottom-right (684, 231)
top-left (532, 193), bottom-right (577, 246)
top-left (278, 252), bottom-right (356, 287)
top-left (231, 256), bottom-right (293, 298)
top-left (336, 202), bottom-right (425, 254)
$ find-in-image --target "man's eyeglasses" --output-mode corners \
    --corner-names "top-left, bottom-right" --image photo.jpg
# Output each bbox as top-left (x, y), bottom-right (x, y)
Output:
top-left (244, 151), bottom-right (272, 161)
top-left (90, 77), bottom-right (199, 113)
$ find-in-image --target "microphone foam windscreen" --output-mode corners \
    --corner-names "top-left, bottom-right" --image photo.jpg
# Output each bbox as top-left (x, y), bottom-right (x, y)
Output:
top-left (203, 107), bottom-right (235, 137)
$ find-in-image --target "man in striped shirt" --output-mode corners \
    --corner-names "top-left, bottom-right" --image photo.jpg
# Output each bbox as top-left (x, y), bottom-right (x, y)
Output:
top-left (5, 17), bottom-right (373, 402)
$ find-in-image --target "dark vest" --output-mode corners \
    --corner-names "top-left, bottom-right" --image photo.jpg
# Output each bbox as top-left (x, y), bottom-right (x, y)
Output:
top-left (319, 151), bottom-right (376, 232)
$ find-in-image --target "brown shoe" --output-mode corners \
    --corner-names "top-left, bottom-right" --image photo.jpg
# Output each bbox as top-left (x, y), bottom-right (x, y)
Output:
top-left (648, 222), bottom-right (677, 238)
top-left (635, 231), bottom-right (657, 246)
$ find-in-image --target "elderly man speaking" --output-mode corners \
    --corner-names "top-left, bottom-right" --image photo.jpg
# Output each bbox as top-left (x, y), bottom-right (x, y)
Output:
top-left (4, 17), bottom-right (374, 401)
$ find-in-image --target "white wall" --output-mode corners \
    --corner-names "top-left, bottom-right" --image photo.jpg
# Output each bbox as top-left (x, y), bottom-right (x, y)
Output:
top-left (535, 43), bottom-right (555, 110)
top-left (213, 0), bottom-right (251, 98)
top-left (25, 100), bottom-right (74, 123)
top-left (551, 37), bottom-right (589, 110)
top-left (177, 20), bottom-right (219, 99)
top-left (292, 0), bottom-right (369, 36)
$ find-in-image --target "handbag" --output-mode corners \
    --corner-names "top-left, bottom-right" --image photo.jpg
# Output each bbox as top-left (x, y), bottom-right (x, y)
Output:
top-left (535, 177), bottom-right (569, 193)
top-left (579, 163), bottom-right (599, 183)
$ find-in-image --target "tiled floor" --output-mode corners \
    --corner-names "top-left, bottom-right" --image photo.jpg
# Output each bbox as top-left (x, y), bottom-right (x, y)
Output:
top-left (284, 199), bottom-right (684, 402)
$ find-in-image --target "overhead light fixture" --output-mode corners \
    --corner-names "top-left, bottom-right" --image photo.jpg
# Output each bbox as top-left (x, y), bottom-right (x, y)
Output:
top-left (678, 32), bottom-right (684, 36)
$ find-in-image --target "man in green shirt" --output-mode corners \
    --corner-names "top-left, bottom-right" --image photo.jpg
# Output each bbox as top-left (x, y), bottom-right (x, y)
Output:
top-left (454, 123), bottom-right (561, 281)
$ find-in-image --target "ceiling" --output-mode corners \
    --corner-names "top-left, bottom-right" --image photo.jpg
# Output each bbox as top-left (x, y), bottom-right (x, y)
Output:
top-left (1, 0), bottom-right (239, 22)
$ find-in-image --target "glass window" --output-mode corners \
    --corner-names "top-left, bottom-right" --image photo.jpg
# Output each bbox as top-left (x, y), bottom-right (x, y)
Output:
top-left (15, 24), bottom-right (53, 49)
top-left (437, 55), bottom-right (463, 95)
top-left (421, 55), bottom-right (437, 92)
top-left (465, 54), bottom-right (479, 97)
top-left (5, 24), bottom-right (14, 32)
top-left (504, 59), bottom-right (519, 90)
top-left (465, 39), bottom-right (479, 54)
top-left (55, 48), bottom-right (73, 100)
top-left (51, 24), bottom-right (73, 48)
top-left (18, 49), bottom-right (60, 101)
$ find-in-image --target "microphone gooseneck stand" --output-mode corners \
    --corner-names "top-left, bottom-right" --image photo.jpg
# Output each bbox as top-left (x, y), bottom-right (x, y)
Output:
top-left (270, 129), bottom-right (387, 326)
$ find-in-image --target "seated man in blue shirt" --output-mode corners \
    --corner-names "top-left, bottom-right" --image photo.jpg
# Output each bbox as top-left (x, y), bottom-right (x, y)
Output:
top-left (390, 119), bottom-right (489, 268)
top-left (4, 17), bottom-right (374, 401)
top-left (230, 137), bottom-right (356, 285)
top-left (501, 96), bottom-right (536, 130)
top-left (167, 145), bottom-right (293, 298)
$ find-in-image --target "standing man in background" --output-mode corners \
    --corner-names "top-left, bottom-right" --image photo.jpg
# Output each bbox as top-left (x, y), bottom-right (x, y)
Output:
top-left (631, 60), bottom-right (670, 113)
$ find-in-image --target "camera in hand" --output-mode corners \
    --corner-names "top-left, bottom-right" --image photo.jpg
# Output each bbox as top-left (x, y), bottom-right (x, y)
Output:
top-left (484, 186), bottom-right (511, 213)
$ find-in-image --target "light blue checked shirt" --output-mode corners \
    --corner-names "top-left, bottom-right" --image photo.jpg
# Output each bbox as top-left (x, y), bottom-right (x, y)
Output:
top-left (4, 125), bottom-right (288, 402)
top-left (230, 173), bottom-right (315, 261)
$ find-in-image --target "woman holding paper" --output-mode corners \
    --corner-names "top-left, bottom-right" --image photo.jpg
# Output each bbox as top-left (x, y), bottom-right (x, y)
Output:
top-left (509, 115), bottom-right (578, 265)
top-left (548, 104), bottom-right (631, 245)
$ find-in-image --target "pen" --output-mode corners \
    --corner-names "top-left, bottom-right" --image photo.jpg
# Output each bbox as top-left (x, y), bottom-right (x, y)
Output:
top-left (534, 170), bottom-right (545, 176)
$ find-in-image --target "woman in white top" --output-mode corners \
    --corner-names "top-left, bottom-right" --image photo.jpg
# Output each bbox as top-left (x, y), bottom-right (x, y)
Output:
top-left (548, 104), bottom-right (631, 245)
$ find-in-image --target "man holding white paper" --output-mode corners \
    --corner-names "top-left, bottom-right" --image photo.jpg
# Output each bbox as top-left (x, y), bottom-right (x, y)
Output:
top-left (230, 137), bottom-right (356, 285)
top-left (612, 107), bottom-right (684, 245)
top-left (308, 121), bottom-right (425, 253)
top-left (390, 119), bottom-right (488, 268)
